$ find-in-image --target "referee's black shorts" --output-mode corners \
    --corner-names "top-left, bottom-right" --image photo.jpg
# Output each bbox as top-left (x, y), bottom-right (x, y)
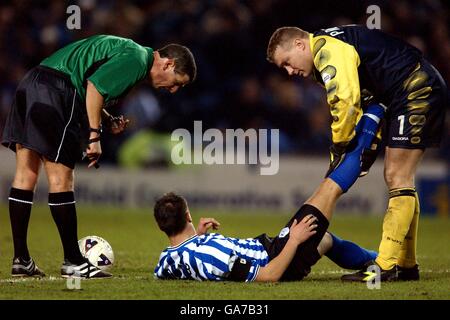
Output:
top-left (255, 205), bottom-right (329, 281)
top-left (1, 66), bottom-right (87, 169)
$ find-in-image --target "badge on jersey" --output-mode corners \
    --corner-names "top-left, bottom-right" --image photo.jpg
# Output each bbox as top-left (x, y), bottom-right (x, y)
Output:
top-left (278, 227), bottom-right (290, 238)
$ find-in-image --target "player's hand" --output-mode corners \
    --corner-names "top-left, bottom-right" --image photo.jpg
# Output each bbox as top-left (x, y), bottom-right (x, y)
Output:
top-left (196, 218), bottom-right (220, 235)
top-left (360, 89), bottom-right (375, 108)
top-left (288, 215), bottom-right (317, 245)
top-left (359, 107), bottom-right (384, 177)
top-left (86, 138), bottom-right (102, 168)
top-left (108, 115), bottom-right (130, 135)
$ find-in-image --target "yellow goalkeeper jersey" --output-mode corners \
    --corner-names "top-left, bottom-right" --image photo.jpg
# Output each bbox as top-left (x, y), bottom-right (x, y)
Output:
top-left (309, 25), bottom-right (423, 145)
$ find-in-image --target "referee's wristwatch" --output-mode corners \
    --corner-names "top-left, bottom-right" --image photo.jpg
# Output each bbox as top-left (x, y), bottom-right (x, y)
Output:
top-left (89, 126), bottom-right (102, 143)
top-left (89, 126), bottom-right (102, 134)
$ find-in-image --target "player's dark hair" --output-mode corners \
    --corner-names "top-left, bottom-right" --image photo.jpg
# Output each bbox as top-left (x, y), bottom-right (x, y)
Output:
top-left (154, 192), bottom-right (189, 236)
top-left (157, 44), bottom-right (197, 83)
top-left (267, 26), bottom-right (309, 63)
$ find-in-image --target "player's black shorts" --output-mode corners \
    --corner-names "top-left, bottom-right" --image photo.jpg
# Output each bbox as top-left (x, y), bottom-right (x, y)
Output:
top-left (386, 59), bottom-right (448, 149)
top-left (1, 66), bottom-right (88, 169)
top-left (255, 206), bottom-right (329, 281)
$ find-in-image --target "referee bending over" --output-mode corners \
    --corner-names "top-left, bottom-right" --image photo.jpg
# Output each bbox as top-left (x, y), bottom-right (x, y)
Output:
top-left (2, 35), bottom-right (197, 278)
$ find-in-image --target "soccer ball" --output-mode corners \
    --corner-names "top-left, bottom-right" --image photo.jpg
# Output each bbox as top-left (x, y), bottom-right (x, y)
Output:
top-left (78, 235), bottom-right (114, 270)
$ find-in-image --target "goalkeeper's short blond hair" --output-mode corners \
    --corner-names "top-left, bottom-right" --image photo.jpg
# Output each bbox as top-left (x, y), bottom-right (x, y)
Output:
top-left (267, 27), bottom-right (309, 63)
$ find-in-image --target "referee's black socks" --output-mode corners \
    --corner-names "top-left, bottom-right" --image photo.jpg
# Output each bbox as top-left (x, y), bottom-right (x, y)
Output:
top-left (9, 188), bottom-right (34, 260)
top-left (49, 191), bottom-right (85, 264)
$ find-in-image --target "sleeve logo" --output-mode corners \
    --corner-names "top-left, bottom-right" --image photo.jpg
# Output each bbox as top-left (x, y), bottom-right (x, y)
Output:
top-left (278, 227), bottom-right (290, 238)
top-left (321, 72), bottom-right (332, 84)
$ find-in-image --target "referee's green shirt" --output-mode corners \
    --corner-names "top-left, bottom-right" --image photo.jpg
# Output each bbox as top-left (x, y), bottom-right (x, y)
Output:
top-left (40, 35), bottom-right (154, 102)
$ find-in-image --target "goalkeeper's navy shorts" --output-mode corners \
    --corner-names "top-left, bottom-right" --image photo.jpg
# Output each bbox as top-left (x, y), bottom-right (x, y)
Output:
top-left (386, 58), bottom-right (448, 149)
top-left (2, 66), bottom-right (87, 169)
top-left (255, 205), bottom-right (329, 281)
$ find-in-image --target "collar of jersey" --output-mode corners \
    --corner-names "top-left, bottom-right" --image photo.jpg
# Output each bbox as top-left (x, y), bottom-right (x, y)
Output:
top-left (308, 33), bottom-right (315, 57)
top-left (308, 33), bottom-right (323, 84)
top-left (145, 47), bottom-right (154, 73)
top-left (167, 234), bottom-right (199, 250)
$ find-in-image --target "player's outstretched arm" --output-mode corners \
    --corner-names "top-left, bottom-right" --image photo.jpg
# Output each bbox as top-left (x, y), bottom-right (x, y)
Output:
top-left (255, 215), bottom-right (317, 282)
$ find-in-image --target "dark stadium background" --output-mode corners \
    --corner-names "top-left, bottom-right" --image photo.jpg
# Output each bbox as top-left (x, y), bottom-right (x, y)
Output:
top-left (0, 0), bottom-right (449, 301)
top-left (0, 0), bottom-right (448, 165)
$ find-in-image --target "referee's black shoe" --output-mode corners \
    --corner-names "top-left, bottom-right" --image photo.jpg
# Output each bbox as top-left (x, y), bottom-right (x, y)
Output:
top-left (398, 264), bottom-right (419, 281)
top-left (11, 257), bottom-right (46, 278)
top-left (341, 260), bottom-right (398, 282)
top-left (61, 259), bottom-right (112, 279)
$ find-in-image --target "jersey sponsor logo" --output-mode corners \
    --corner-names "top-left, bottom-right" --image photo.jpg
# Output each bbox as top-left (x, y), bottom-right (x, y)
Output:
top-left (392, 137), bottom-right (409, 141)
top-left (321, 73), bottom-right (332, 84)
top-left (320, 65), bottom-right (336, 85)
top-left (278, 227), bottom-right (289, 238)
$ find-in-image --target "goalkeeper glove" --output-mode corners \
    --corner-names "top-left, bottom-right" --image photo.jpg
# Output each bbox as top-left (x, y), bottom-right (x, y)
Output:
top-left (325, 143), bottom-right (347, 178)
top-left (359, 133), bottom-right (382, 177)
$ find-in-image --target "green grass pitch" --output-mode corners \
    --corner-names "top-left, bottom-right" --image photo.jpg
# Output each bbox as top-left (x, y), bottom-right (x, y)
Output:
top-left (0, 205), bottom-right (449, 300)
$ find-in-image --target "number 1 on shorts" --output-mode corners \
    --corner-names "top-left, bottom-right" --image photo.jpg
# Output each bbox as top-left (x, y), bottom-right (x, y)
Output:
top-left (398, 115), bottom-right (405, 135)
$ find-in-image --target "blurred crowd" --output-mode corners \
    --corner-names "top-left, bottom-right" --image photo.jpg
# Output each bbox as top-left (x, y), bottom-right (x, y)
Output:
top-left (0, 0), bottom-right (449, 166)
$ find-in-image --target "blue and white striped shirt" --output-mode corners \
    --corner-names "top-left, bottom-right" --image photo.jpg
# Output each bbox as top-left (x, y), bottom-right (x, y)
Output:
top-left (154, 233), bottom-right (269, 282)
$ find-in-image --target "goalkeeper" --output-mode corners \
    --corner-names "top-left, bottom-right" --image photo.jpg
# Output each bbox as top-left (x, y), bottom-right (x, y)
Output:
top-left (267, 25), bottom-right (448, 282)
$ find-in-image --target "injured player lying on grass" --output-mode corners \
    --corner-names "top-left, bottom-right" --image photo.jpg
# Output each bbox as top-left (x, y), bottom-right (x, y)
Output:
top-left (153, 192), bottom-right (377, 282)
top-left (153, 103), bottom-right (386, 282)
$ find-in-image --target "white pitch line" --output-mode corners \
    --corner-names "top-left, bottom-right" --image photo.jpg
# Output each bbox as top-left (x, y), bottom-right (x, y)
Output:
top-left (311, 269), bottom-right (450, 275)
top-left (0, 276), bottom-right (62, 283)
top-left (0, 275), bottom-right (150, 284)
top-left (1, 270), bottom-right (449, 283)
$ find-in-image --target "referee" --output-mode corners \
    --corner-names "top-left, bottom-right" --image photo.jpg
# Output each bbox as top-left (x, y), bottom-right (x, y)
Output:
top-left (2, 35), bottom-right (197, 278)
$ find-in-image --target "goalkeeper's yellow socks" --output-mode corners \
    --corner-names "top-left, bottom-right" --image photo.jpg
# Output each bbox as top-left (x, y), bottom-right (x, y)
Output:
top-left (398, 191), bottom-right (420, 268)
top-left (375, 188), bottom-right (416, 270)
